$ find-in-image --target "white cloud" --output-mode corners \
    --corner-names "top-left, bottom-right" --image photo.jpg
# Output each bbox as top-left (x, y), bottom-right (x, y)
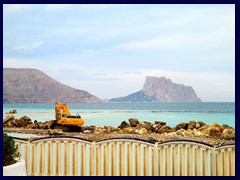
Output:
top-left (45, 4), bottom-right (114, 11)
top-left (3, 4), bottom-right (33, 13)
top-left (79, 4), bottom-right (113, 9)
top-left (79, 49), bottom-right (95, 53)
top-left (117, 26), bottom-right (234, 51)
top-left (45, 4), bottom-right (76, 11)
top-left (117, 34), bottom-right (188, 50)
top-left (13, 41), bottom-right (44, 51)
top-left (3, 57), bottom-right (41, 68)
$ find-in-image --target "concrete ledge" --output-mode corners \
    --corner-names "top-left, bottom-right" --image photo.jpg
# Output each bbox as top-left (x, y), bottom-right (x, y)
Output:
top-left (3, 159), bottom-right (27, 176)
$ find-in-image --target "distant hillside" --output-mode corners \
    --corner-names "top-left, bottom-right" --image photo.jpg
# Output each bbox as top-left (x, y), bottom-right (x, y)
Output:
top-left (110, 76), bottom-right (201, 102)
top-left (3, 68), bottom-right (102, 103)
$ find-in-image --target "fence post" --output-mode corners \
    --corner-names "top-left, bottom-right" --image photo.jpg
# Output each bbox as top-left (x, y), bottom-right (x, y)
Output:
top-left (90, 142), bottom-right (95, 176)
top-left (127, 142), bottom-right (133, 176)
top-left (230, 147), bottom-right (235, 176)
top-left (152, 142), bottom-right (158, 176)
top-left (48, 141), bottom-right (54, 176)
top-left (212, 147), bottom-right (216, 176)
top-left (120, 142), bottom-right (125, 176)
top-left (25, 142), bottom-right (30, 176)
top-left (104, 143), bottom-right (109, 176)
top-left (32, 143), bottom-right (37, 176)
top-left (81, 144), bottom-right (86, 176)
top-left (111, 142), bottom-right (117, 176)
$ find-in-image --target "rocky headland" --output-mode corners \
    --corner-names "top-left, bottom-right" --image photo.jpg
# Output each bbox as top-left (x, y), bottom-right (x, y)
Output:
top-left (4, 68), bottom-right (201, 103)
top-left (110, 76), bottom-right (201, 102)
top-left (3, 68), bottom-right (101, 103)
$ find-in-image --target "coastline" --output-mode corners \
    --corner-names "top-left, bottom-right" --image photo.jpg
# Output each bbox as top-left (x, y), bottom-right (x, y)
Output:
top-left (3, 103), bottom-right (235, 147)
top-left (4, 127), bottom-right (235, 147)
top-left (3, 102), bottom-right (235, 128)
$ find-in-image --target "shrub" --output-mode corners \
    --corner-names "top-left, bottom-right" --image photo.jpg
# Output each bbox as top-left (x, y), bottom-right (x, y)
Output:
top-left (3, 133), bottom-right (20, 166)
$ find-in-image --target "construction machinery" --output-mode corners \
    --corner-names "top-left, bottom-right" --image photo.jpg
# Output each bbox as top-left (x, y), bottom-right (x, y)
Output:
top-left (50, 102), bottom-right (84, 132)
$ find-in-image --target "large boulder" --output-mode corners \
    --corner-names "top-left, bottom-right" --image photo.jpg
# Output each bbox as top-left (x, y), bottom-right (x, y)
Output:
top-left (3, 115), bottom-right (33, 128)
top-left (129, 118), bottom-right (139, 127)
top-left (105, 126), bottom-right (116, 133)
top-left (38, 122), bottom-right (44, 129)
top-left (42, 121), bottom-right (54, 129)
top-left (26, 123), bottom-right (36, 129)
top-left (196, 121), bottom-right (206, 129)
top-left (154, 121), bottom-right (166, 126)
top-left (221, 127), bottom-right (235, 140)
top-left (123, 127), bottom-right (135, 133)
top-left (176, 129), bottom-right (186, 136)
top-left (140, 121), bottom-right (152, 130)
top-left (138, 128), bottom-right (148, 134)
top-left (7, 109), bottom-right (18, 114)
top-left (158, 125), bottom-right (171, 134)
top-left (199, 123), bottom-right (223, 138)
top-left (222, 124), bottom-right (230, 129)
top-left (188, 121), bottom-right (196, 130)
top-left (18, 116), bottom-right (33, 127)
top-left (135, 124), bottom-right (142, 130)
top-left (176, 122), bottom-right (188, 130)
top-left (3, 114), bottom-right (15, 124)
top-left (118, 121), bottom-right (130, 129)
top-left (152, 121), bottom-right (166, 132)
top-left (152, 124), bottom-right (162, 132)
top-left (94, 126), bottom-right (103, 133)
top-left (193, 128), bottom-right (201, 137)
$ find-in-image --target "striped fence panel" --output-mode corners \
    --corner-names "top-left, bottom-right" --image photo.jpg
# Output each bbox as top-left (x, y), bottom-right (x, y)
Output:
top-left (13, 136), bottom-right (235, 176)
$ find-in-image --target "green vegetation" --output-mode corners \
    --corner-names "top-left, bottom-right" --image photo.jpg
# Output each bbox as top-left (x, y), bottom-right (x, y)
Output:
top-left (3, 133), bottom-right (20, 166)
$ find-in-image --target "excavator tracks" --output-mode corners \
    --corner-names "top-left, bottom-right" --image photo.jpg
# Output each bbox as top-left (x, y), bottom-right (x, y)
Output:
top-left (50, 122), bottom-right (82, 132)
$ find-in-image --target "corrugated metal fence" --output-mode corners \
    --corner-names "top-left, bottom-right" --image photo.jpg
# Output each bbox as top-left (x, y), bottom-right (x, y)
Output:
top-left (13, 136), bottom-right (235, 176)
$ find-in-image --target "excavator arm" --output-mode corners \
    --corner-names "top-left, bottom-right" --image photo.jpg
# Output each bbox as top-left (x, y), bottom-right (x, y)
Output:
top-left (52, 102), bottom-right (84, 132)
top-left (55, 102), bottom-right (71, 119)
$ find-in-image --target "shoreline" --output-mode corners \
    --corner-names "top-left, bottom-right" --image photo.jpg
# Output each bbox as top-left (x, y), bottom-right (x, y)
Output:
top-left (3, 127), bottom-right (235, 147)
top-left (3, 112), bottom-right (235, 147)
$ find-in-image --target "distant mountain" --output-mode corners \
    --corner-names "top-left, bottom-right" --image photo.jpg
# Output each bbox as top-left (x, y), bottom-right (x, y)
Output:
top-left (3, 68), bottom-right (102, 103)
top-left (110, 76), bottom-right (201, 102)
top-left (110, 90), bottom-right (157, 102)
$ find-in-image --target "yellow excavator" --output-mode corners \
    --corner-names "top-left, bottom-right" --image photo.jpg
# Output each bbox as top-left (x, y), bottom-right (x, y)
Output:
top-left (50, 102), bottom-right (84, 132)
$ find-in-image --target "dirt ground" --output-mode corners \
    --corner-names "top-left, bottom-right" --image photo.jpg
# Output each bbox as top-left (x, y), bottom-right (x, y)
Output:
top-left (3, 127), bottom-right (235, 146)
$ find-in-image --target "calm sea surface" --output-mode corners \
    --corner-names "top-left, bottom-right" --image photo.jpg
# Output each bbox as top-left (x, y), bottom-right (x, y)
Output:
top-left (3, 102), bottom-right (235, 128)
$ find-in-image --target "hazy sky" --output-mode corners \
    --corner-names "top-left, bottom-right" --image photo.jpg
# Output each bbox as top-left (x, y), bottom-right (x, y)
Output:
top-left (3, 4), bottom-right (235, 101)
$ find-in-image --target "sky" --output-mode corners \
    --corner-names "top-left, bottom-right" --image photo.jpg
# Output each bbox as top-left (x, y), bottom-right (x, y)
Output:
top-left (3, 4), bottom-right (235, 102)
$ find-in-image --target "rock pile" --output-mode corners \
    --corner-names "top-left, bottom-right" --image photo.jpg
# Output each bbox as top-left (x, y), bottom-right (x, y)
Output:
top-left (115, 119), bottom-right (235, 140)
top-left (5, 109), bottom-right (18, 114)
top-left (3, 114), bottom-right (54, 129)
top-left (3, 115), bottom-right (235, 140)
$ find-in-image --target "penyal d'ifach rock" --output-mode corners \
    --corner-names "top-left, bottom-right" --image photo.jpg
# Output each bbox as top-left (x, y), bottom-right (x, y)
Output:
top-left (110, 76), bottom-right (201, 102)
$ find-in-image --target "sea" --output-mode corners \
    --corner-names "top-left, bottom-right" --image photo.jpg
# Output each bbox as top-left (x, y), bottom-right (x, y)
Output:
top-left (3, 102), bottom-right (235, 175)
top-left (3, 102), bottom-right (235, 129)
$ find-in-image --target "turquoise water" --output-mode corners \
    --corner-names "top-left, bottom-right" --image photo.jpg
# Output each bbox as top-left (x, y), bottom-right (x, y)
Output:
top-left (3, 102), bottom-right (235, 175)
top-left (3, 102), bottom-right (235, 128)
